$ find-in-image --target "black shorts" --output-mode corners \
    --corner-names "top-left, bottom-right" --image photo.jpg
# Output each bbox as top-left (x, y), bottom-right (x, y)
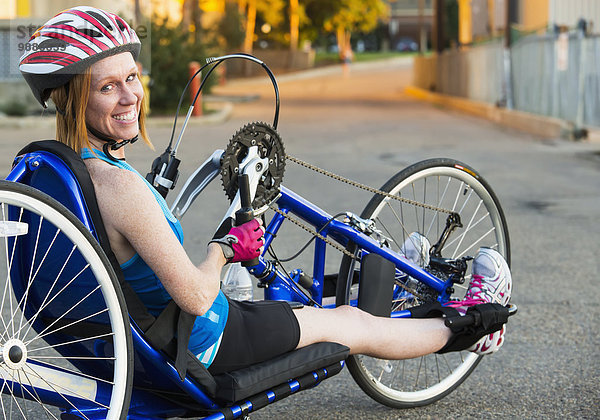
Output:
top-left (207, 298), bottom-right (301, 375)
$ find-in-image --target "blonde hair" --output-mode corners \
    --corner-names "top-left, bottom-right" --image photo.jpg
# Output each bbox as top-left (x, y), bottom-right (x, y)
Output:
top-left (50, 67), bottom-right (152, 154)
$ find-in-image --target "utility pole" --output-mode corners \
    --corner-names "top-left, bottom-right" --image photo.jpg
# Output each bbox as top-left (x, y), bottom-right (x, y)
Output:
top-left (434, 0), bottom-right (446, 53)
top-left (458, 0), bottom-right (472, 47)
top-left (502, 0), bottom-right (517, 109)
top-left (418, 0), bottom-right (426, 53)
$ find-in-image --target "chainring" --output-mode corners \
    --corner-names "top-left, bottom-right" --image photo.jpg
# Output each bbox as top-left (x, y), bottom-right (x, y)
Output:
top-left (221, 122), bottom-right (286, 209)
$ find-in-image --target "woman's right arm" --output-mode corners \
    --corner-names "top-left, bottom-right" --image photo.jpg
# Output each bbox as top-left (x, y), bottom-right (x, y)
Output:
top-left (92, 167), bottom-right (225, 316)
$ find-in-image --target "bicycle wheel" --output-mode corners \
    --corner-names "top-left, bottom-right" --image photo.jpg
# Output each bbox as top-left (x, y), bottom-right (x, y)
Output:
top-left (0, 180), bottom-right (132, 419)
top-left (336, 158), bottom-right (510, 408)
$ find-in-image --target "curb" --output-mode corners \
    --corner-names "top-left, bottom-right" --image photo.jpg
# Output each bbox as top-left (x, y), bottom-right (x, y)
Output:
top-left (0, 101), bottom-right (233, 129)
top-left (145, 101), bottom-right (233, 128)
top-left (223, 55), bottom-right (414, 86)
top-left (405, 85), bottom-right (585, 140)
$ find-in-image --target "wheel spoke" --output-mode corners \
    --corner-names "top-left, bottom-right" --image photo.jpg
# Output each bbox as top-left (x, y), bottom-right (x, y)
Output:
top-left (450, 199), bottom-right (483, 259)
top-left (18, 262), bottom-right (92, 343)
top-left (16, 216), bottom-right (45, 338)
top-left (375, 217), bottom-right (400, 249)
top-left (425, 177), bottom-right (451, 239)
top-left (0, 378), bottom-right (8, 419)
top-left (17, 226), bottom-right (62, 338)
top-left (25, 285), bottom-right (101, 345)
top-left (383, 202), bottom-right (412, 247)
top-left (454, 228), bottom-right (497, 260)
top-left (23, 365), bottom-right (93, 419)
top-left (24, 360), bottom-right (114, 386)
top-left (414, 356), bottom-right (423, 387)
top-left (0, 369), bottom-right (28, 420)
top-left (451, 181), bottom-right (465, 212)
top-left (19, 245), bottom-right (78, 341)
top-left (28, 332), bottom-right (114, 355)
top-left (26, 305), bottom-right (108, 346)
top-left (29, 356), bottom-right (115, 361)
top-left (24, 364), bottom-right (109, 410)
top-left (1, 206), bottom-right (24, 341)
top-left (19, 370), bottom-right (58, 420)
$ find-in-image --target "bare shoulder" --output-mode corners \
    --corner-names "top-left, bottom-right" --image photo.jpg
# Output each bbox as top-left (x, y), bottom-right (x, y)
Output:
top-left (87, 158), bottom-right (143, 191)
top-left (84, 159), bottom-right (157, 222)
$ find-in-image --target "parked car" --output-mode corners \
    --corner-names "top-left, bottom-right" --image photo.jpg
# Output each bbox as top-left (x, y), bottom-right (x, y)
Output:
top-left (395, 37), bottom-right (418, 52)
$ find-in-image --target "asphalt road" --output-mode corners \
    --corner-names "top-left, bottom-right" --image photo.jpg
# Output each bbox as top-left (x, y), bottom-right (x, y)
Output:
top-left (2, 57), bottom-right (599, 419)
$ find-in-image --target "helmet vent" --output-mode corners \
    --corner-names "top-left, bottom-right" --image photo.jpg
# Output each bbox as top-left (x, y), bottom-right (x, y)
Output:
top-left (79, 28), bottom-right (103, 38)
top-left (52, 20), bottom-right (73, 26)
top-left (88, 11), bottom-right (113, 31)
top-left (115, 18), bottom-right (127, 32)
top-left (38, 38), bottom-right (68, 49)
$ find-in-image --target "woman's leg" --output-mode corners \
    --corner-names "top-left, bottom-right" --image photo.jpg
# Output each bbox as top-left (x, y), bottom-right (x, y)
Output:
top-left (293, 305), bottom-right (451, 360)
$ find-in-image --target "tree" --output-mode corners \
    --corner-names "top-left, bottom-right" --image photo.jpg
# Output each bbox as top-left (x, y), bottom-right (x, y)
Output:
top-left (239, 0), bottom-right (285, 54)
top-left (149, 14), bottom-right (209, 112)
top-left (303, 0), bottom-right (387, 59)
top-left (323, 0), bottom-right (387, 60)
top-left (243, 0), bottom-right (256, 54)
top-left (181, 0), bottom-right (203, 45)
top-left (290, 0), bottom-right (299, 51)
top-left (219, 1), bottom-right (246, 50)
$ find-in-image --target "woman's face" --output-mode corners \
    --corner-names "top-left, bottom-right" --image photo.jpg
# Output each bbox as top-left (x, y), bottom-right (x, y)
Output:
top-left (85, 52), bottom-right (143, 143)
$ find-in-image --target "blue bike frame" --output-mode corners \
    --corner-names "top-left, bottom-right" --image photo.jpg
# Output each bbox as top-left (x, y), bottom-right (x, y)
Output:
top-left (249, 185), bottom-right (454, 313)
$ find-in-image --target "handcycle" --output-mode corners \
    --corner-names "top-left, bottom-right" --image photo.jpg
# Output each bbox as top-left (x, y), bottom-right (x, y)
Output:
top-left (0, 54), bottom-right (515, 419)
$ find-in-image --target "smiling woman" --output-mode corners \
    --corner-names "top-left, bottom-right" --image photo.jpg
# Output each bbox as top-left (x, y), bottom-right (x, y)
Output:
top-left (85, 54), bottom-right (144, 146)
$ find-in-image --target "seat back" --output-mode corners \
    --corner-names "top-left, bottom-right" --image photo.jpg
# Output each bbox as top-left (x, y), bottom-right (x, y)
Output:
top-left (7, 141), bottom-right (219, 402)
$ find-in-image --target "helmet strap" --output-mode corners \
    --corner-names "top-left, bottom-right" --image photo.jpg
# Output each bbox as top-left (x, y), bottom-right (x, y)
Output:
top-left (87, 125), bottom-right (139, 162)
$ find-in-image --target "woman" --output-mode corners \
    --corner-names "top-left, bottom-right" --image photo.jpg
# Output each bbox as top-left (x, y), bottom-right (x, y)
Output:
top-left (19, 6), bottom-right (511, 375)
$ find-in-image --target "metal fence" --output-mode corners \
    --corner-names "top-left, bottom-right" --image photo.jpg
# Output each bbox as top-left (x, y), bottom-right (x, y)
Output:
top-left (0, 27), bottom-right (23, 82)
top-left (512, 32), bottom-right (600, 127)
top-left (434, 40), bottom-right (505, 105)
top-left (419, 31), bottom-right (600, 128)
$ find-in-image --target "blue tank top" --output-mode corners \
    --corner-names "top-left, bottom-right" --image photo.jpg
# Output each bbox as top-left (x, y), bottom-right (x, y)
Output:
top-left (81, 148), bottom-right (228, 366)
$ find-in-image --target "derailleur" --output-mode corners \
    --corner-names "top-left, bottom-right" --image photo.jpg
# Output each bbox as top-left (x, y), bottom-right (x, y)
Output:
top-left (343, 212), bottom-right (392, 247)
top-left (428, 255), bottom-right (473, 286)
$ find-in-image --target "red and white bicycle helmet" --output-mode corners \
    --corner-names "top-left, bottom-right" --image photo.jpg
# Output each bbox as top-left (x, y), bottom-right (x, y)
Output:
top-left (19, 6), bottom-right (141, 107)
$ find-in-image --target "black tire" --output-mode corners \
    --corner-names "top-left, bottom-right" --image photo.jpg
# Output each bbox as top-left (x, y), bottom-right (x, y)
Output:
top-left (336, 159), bottom-right (510, 408)
top-left (0, 180), bottom-right (133, 419)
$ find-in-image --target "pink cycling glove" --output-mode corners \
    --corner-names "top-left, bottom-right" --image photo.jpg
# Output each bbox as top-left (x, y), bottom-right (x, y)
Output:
top-left (210, 219), bottom-right (265, 263)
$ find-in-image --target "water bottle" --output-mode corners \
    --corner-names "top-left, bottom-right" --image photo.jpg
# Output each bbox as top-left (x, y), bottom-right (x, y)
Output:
top-left (221, 263), bottom-right (254, 301)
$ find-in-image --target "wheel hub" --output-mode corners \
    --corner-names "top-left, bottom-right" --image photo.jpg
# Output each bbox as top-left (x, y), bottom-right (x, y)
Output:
top-left (1, 339), bottom-right (28, 370)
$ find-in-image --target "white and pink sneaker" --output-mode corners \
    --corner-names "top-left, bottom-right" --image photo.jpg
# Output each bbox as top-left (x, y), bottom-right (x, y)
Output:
top-left (447, 247), bottom-right (512, 354)
top-left (399, 232), bottom-right (431, 267)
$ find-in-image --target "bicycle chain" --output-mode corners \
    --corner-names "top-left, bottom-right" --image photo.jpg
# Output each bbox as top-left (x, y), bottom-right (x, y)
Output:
top-left (285, 154), bottom-right (456, 215)
top-left (268, 205), bottom-right (358, 260)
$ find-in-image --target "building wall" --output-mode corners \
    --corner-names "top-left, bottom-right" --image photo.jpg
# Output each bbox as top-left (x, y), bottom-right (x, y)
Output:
top-left (548, 0), bottom-right (600, 30)
top-left (387, 0), bottom-right (433, 50)
top-left (519, 0), bottom-right (549, 31)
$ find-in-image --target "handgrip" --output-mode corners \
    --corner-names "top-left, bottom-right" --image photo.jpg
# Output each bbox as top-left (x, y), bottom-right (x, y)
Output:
top-left (444, 304), bottom-right (517, 329)
top-left (444, 312), bottom-right (481, 329)
top-left (235, 174), bottom-right (259, 266)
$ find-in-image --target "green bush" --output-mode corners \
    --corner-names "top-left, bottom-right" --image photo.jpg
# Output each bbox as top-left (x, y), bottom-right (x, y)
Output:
top-left (0, 100), bottom-right (28, 116)
top-left (148, 15), bottom-right (215, 113)
top-left (218, 1), bottom-right (245, 51)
